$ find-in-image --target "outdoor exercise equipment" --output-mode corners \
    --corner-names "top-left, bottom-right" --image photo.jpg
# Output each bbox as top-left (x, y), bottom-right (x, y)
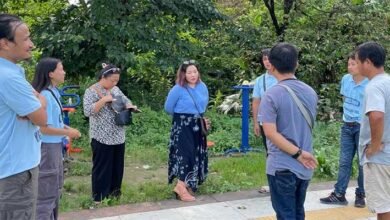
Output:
top-left (60, 85), bottom-right (82, 154)
top-left (224, 85), bottom-right (260, 156)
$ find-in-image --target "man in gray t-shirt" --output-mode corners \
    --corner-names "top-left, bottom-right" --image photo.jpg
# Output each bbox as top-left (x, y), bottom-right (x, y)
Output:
top-left (355, 42), bottom-right (390, 219)
top-left (259, 43), bottom-right (318, 220)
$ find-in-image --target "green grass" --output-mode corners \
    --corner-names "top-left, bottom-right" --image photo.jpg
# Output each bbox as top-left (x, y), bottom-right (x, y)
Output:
top-left (60, 150), bottom-right (268, 212)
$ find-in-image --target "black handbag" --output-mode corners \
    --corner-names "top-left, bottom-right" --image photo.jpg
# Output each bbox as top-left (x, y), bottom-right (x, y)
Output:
top-left (91, 85), bottom-right (133, 126)
top-left (114, 109), bottom-right (132, 126)
top-left (111, 95), bottom-right (132, 126)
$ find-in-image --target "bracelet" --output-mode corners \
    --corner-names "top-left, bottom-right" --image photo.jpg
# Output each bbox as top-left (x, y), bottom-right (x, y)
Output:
top-left (291, 149), bottom-right (302, 159)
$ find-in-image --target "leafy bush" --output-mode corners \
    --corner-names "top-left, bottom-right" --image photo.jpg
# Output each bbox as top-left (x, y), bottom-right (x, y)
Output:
top-left (313, 121), bottom-right (343, 179)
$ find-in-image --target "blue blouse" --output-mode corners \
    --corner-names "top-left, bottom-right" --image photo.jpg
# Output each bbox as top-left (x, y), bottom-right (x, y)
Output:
top-left (164, 82), bottom-right (209, 115)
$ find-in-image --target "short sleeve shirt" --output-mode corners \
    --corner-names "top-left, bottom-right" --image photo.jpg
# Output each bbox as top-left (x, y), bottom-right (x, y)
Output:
top-left (340, 74), bottom-right (368, 123)
top-left (0, 58), bottom-right (42, 179)
top-left (359, 73), bottom-right (390, 166)
top-left (252, 72), bottom-right (278, 99)
top-left (41, 87), bottom-right (65, 143)
top-left (259, 79), bottom-right (318, 180)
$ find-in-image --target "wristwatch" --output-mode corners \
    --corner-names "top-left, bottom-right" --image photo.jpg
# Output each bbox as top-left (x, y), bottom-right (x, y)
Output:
top-left (291, 149), bottom-right (302, 159)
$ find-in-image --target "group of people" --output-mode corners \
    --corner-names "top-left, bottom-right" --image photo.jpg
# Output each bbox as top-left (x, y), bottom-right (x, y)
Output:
top-left (252, 43), bottom-right (390, 220)
top-left (0, 12), bottom-right (207, 220)
top-left (1, 12), bottom-right (389, 220)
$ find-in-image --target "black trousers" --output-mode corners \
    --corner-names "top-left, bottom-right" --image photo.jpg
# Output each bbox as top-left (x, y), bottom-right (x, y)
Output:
top-left (91, 139), bottom-right (125, 202)
top-left (260, 125), bottom-right (268, 156)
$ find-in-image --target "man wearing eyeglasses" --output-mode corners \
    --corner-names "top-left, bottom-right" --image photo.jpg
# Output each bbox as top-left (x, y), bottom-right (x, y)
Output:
top-left (0, 13), bottom-right (47, 220)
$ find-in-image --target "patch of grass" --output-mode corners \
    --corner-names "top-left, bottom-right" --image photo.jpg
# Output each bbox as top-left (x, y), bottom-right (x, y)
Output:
top-left (201, 153), bottom-right (267, 193)
top-left (67, 160), bottom-right (91, 176)
top-left (60, 151), bottom-right (268, 212)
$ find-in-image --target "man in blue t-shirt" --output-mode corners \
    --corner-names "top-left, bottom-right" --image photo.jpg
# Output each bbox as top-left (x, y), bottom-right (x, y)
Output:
top-left (320, 53), bottom-right (368, 207)
top-left (356, 42), bottom-right (390, 219)
top-left (0, 14), bottom-right (47, 220)
top-left (252, 48), bottom-right (277, 154)
top-left (259, 43), bottom-right (318, 220)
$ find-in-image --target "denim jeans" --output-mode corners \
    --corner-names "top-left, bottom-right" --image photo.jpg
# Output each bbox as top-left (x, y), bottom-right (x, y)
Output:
top-left (334, 123), bottom-right (365, 195)
top-left (267, 171), bottom-right (309, 220)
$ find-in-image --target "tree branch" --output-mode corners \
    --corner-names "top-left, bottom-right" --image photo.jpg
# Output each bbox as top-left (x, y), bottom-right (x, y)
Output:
top-left (263, 0), bottom-right (282, 36)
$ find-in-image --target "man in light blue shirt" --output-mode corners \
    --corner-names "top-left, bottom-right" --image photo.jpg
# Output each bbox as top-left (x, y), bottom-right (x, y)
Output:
top-left (320, 53), bottom-right (368, 207)
top-left (252, 48), bottom-right (277, 154)
top-left (356, 42), bottom-right (390, 219)
top-left (0, 14), bottom-right (47, 220)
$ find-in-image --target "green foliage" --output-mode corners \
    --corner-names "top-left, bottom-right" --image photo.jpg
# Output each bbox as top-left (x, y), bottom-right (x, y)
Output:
top-left (313, 122), bottom-right (343, 179)
top-left (5, 0), bottom-right (390, 117)
top-left (317, 83), bottom-right (343, 121)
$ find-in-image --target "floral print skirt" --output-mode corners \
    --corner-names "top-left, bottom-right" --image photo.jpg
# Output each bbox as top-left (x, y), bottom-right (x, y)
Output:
top-left (168, 113), bottom-right (208, 192)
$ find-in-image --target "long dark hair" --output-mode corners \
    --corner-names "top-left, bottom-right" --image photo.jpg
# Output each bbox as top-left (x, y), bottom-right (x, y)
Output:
top-left (31, 57), bottom-right (61, 92)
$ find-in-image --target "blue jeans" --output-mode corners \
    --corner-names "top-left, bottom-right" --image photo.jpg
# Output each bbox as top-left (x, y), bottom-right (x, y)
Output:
top-left (267, 171), bottom-right (309, 220)
top-left (334, 123), bottom-right (365, 195)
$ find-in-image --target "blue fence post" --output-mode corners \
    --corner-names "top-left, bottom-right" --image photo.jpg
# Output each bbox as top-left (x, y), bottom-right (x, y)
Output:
top-left (236, 85), bottom-right (251, 152)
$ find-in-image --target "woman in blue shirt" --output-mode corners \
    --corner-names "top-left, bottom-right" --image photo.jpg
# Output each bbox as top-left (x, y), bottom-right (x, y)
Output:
top-left (32, 57), bottom-right (81, 219)
top-left (164, 60), bottom-right (209, 202)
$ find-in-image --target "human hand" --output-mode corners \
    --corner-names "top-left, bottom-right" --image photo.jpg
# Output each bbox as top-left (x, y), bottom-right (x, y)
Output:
top-left (102, 94), bottom-right (114, 103)
top-left (297, 150), bottom-right (318, 169)
top-left (67, 127), bottom-right (81, 139)
top-left (253, 123), bottom-right (260, 137)
top-left (365, 143), bottom-right (384, 158)
top-left (126, 104), bottom-right (142, 113)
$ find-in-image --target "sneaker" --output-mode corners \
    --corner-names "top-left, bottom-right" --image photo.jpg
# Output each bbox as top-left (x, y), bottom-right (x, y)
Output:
top-left (355, 193), bottom-right (366, 208)
top-left (319, 192), bottom-right (348, 205)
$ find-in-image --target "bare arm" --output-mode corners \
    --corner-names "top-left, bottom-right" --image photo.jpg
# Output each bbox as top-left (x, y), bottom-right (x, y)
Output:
top-left (263, 122), bottom-right (318, 169)
top-left (40, 126), bottom-right (81, 139)
top-left (252, 98), bottom-right (261, 136)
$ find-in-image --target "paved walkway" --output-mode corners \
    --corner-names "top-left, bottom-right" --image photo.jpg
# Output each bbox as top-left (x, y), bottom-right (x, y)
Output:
top-left (60, 182), bottom-right (376, 220)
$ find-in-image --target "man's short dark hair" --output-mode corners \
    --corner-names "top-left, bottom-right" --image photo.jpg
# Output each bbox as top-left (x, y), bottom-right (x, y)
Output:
top-left (0, 14), bottom-right (22, 42)
top-left (269, 43), bottom-right (298, 74)
top-left (355, 41), bottom-right (386, 68)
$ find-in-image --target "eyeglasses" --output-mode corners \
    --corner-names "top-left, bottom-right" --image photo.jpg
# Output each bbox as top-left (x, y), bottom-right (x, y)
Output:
top-left (182, 60), bottom-right (196, 65)
top-left (102, 67), bottom-right (121, 76)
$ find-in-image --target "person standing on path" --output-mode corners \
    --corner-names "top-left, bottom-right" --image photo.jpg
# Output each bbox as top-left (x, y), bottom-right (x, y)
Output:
top-left (252, 48), bottom-right (277, 155)
top-left (0, 13), bottom-right (47, 220)
top-left (165, 60), bottom-right (209, 202)
top-left (320, 52), bottom-right (368, 208)
top-left (32, 57), bottom-right (81, 219)
top-left (355, 41), bottom-right (390, 220)
top-left (259, 42), bottom-right (318, 220)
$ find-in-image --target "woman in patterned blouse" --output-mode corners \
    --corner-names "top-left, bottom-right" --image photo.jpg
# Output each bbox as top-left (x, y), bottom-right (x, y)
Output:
top-left (83, 63), bottom-right (138, 203)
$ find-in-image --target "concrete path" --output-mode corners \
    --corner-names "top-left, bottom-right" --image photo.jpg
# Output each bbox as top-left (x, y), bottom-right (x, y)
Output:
top-left (60, 182), bottom-right (376, 220)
